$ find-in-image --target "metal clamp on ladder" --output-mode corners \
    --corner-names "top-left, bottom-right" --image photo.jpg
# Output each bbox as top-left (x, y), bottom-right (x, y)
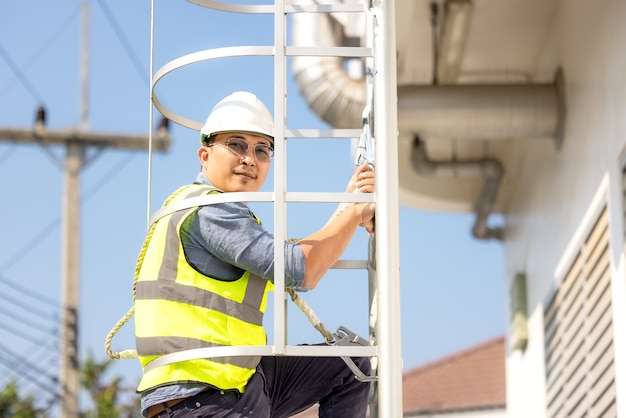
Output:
top-left (330, 326), bottom-right (378, 383)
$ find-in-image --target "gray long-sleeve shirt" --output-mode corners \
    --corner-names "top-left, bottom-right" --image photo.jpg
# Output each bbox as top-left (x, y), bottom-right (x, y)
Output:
top-left (181, 172), bottom-right (306, 288)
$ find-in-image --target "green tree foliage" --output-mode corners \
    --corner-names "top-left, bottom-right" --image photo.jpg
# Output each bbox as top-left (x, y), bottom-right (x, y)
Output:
top-left (1, 354), bottom-right (139, 417)
top-left (0, 380), bottom-right (47, 418)
top-left (80, 352), bottom-right (140, 418)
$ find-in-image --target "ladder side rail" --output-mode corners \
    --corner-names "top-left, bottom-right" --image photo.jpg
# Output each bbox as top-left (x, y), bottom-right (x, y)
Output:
top-left (362, 5), bottom-right (379, 414)
top-left (368, 235), bottom-right (379, 417)
top-left (372, 0), bottom-right (403, 416)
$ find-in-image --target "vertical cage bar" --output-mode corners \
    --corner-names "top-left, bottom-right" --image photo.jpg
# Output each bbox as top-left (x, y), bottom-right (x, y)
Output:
top-left (273, 0), bottom-right (288, 354)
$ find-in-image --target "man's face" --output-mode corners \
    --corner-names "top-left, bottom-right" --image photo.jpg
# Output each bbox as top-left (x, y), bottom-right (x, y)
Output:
top-left (198, 132), bottom-right (273, 192)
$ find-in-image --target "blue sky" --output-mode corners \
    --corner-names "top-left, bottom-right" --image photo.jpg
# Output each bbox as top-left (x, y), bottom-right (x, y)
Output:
top-left (0, 0), bottom-right (505, 405)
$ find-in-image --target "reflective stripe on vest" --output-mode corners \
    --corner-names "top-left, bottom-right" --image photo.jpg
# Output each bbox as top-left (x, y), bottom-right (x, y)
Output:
top-left (134, 184), bottom-right (272, 393)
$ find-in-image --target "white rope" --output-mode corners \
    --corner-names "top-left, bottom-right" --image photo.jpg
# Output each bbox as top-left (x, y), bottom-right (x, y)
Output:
top-left (104, 306), bottom-right (138, 359)
top-left (287, 288), bottom-right (335, 343)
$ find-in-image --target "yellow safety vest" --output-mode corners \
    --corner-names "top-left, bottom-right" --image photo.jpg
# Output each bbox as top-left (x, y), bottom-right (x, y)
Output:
top-left (134, 184), bottom-right (273, 393)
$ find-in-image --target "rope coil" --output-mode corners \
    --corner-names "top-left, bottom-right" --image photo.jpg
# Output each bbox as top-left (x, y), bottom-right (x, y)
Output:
top-left (104, 186), bottom-right (188, 360)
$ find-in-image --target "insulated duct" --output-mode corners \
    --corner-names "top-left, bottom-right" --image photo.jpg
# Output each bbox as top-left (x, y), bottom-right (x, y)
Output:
top-left (291, 11), bottom-right (564, 141)
top-left (291, 9), bottom-right (565, 240)
top-left (397, 82), bottom-right (563, 143)
top-left (291, 8), bottom-right (366, 128)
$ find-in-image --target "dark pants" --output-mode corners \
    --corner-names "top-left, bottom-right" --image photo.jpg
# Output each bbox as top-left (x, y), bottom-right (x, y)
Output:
top-left (156, 355), bottom-right (371, 417)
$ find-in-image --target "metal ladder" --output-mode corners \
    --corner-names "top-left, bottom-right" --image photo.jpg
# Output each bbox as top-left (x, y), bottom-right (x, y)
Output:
top-left (148, 0), bottom-right (402, 415)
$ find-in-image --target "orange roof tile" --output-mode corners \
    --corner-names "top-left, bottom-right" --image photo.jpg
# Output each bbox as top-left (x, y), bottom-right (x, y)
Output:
top-left (403, 336), bottom-right (506, 414)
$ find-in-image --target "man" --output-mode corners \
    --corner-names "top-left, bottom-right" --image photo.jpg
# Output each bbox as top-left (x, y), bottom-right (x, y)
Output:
top-left (134, 91), bottom-right (376, 417)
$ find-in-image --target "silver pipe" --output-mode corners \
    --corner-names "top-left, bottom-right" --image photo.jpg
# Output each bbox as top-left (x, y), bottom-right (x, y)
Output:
top-left (411, 136), bottom-right (504, 240)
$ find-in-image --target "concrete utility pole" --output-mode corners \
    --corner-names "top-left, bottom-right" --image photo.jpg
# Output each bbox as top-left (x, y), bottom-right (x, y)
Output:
top-left (0, 116), bottom-right (170, 418)
top-left (0, 4), bottom-right (170, 416)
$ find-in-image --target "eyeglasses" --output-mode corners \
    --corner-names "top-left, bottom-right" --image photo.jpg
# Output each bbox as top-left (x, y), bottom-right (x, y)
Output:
top-left (210, 136), bottom-right (274, 163)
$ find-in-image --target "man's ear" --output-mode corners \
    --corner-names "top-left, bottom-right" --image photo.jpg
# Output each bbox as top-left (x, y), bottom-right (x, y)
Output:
top-left (198, 146), bottom-right (209, 164)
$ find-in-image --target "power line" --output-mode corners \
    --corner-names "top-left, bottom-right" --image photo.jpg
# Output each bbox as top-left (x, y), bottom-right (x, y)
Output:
top-left (0, 341), bottom-right (58, 384)
top-left (0, 318), bottom-right (56, 347)
top-left (0, 145), bottom-right (16, 165)
top-left (0, 217), bottom-right (61, 273)
top-left (0, 296), bottom-right (58, 334)
top-left (0, 336), bottom-right (59, 379)
top-left (0, 304), bottom-right (58, 336)
top-left (0, 344), bottom-right (59, 399)
top-left (84, 153), bottom-right (137, 200)
top-left (0, 6), bottom-right (80, 100)
top-left (0, 42), bottom-right (45, 105)
top-left (0, 323), bottom-right (59, 386)
top-left (0, 338), bottom-right (60, 408)
top-left (0, 153), bottom-right (136, 274)
top-left (94, 0), bottom-right (150, 87)
top-left (0, 315), bottom-right (59, 373)
top-left (0, 273), bottom-right (59, 309)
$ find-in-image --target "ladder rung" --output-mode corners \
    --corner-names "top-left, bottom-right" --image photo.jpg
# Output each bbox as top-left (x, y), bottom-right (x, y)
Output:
top-left (284, 345), bottom-right (376, 357)
top-left (285, 3), bottom-right (365, 13)
top-left (150, 192), bottom-right (375, 227)
top-left (333, 260), bottom-right (369, 269)
top-left (285, 128), bottom-right (363, 138)
top-left (189, 0), bottom-right (365, 14)
top-left (287, 46), bottom-right (372, 58)
top-left (286, 192), bottom-right (375, 203)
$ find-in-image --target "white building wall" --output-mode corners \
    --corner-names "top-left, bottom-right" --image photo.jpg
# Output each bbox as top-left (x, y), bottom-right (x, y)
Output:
top-left (503, 0), bottom-right (626, 417)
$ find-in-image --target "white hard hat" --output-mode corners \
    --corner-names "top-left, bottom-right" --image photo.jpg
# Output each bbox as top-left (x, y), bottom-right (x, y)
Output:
top-left (200, 91), bottom-right (274, 144)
